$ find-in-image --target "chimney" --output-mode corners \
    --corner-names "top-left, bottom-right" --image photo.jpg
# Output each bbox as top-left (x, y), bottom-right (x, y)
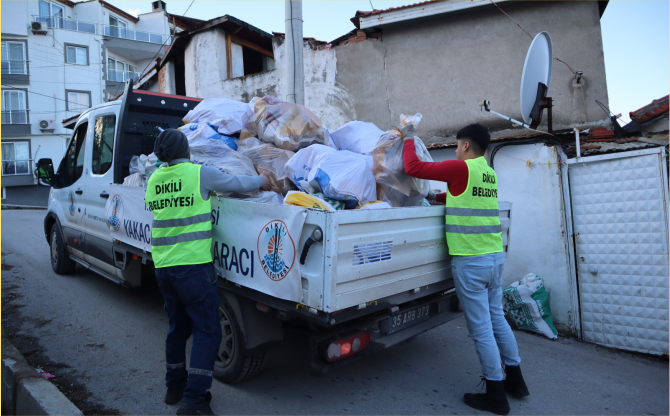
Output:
top-left (152, 1), bottom-right (166, 12)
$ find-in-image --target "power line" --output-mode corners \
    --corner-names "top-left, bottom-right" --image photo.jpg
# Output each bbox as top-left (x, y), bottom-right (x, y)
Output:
top-left (2, 84), bottom-right (91, 108)
top-left (488, 0), bottom-right (578, 75)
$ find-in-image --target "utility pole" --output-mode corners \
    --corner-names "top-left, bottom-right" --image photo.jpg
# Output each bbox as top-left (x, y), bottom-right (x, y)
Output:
top-left (285, 0), bottom-right (304, 105)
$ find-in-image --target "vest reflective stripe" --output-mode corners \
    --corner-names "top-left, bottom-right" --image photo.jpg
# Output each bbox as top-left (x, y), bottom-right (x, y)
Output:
top-left (445, 207), bottom-right (500, 217)
top-left (152, 230), bottom-right (213, 247)
top-left (445, 224), bottom-right (503, 234)
top-left (145, 163), bottom-right (212, 268)
top-left (153, 212), bottom-right (211, 229)
top-left (445, 157), bottom-right (503, 256)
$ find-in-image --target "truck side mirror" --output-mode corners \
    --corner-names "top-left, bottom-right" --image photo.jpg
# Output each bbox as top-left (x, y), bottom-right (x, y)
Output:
top-left (35, 158), bottom-right (54, 187)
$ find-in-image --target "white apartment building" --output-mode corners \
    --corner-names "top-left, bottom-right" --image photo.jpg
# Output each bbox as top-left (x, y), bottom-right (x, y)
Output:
top-left (1, 0), bottom-right (198, 206)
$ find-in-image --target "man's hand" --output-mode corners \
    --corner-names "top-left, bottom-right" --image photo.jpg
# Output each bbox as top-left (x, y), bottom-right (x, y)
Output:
top-left (261, 174), bottom-right (272, 191)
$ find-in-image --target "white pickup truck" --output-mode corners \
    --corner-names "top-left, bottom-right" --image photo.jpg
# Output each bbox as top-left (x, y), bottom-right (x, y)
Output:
top-left (39, 82), bottom-right (511, 383)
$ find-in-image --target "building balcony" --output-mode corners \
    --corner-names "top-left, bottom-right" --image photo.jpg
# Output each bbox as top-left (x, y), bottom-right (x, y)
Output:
top-left (33, 16), bottom-right (96, 34)
top-left (1, 60), bottom-right (29, 85)
top-left (107, 70), bottom-right (141, 83)
top-left (1, 110), bottom-right (31, 135)
top-left (101, 25), bottom-right (169, 45)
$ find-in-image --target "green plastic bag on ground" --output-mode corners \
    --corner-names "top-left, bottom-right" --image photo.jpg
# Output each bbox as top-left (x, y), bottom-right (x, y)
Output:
top-left (503, 273), bottom-right (558, 339)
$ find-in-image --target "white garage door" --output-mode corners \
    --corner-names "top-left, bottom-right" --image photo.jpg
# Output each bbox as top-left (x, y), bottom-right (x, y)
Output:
top-left (568, 148), bottom-right (669, 355)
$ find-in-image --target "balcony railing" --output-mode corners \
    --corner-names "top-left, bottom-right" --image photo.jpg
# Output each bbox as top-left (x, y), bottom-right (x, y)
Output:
top-left (1, 60), bottom-right (28, 75)
top-left (107, 70), bottom-right (141, 83)
top-left (101, 24), bottom-right (168, 45)
top-left (33, 16), bottom-right (96, 34)
top-left (1, 110), bottom-right (28, 125)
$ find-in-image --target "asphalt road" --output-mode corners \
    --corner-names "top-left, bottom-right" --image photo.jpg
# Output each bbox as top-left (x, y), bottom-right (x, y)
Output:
top-left (1, 209), bottom-right (668, 415)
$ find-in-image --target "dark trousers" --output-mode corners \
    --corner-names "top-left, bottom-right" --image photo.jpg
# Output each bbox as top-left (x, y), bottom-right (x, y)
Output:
top-left (155, 262), bottom-right (222, 403)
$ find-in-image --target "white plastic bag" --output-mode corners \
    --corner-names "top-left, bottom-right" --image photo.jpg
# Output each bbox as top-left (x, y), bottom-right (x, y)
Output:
top-left (237, 136), bottom-right (263, 152)
top-left (183, 98), bottom-right (251, 135)
top-left (306, 150), bottom-right (377, 208)
top-left (243, 96), bottom-right (329, 151)
top-left (329, 121), bottom-right (385, 154)
top-left (122, 172), bottom-right (144, 187)
top-left (400, 113), bottom-right (423, 129)
top-left (129, 155), bottom-right (146, 175)
top-left (503, 274), bottom-right (558, 339)
top-left (190, 140), bottom-right (258, 177)
top-left (179, 123), bottom-right (238, 151)
top-left (284, 144), bottom-right (336, 190)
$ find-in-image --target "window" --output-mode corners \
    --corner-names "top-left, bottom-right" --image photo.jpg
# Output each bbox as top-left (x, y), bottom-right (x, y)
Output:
top-left (107, 57), bottom-right (138, 82)
top-left (38, 0), bottom-right (64, 29)
top-left (58, 122), bottom-right (88, 186)
top-left (65, 45), bottom-right (87, 65)
top-left (1, 142), bottom-right (30, 176)
top-left (92, 115), bottom-right (115, 174)
top-left (66, 91), bottom-right (90, 111)
top-left (109, 15), bottom-right (128, 38)
top-left (1, 41), bottom-right (27, 74)
top-left (1, 90), bottom-right (27, 124)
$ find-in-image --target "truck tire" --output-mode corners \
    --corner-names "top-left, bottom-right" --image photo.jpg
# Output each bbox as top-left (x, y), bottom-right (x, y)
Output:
top-left (50, 223), bottom-right (76, 275)
top-left (213, 297), bottom-right (265, 383)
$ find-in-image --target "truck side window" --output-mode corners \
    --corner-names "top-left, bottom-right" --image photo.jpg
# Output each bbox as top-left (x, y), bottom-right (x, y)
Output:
top-left (92, 115), bottom-right (116, 174)
top-left (59, 121), bottom-right (88, 187)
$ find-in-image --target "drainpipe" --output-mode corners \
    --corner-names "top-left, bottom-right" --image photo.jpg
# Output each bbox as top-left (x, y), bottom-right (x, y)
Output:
top-left (284, 0), bottom-right (304, 105)
top-left (574, 127), bottom-right (581, 159)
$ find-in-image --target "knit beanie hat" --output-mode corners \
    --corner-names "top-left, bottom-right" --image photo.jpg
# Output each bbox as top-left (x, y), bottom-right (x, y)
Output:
top-left (153, 129), bottom-right (190, 162)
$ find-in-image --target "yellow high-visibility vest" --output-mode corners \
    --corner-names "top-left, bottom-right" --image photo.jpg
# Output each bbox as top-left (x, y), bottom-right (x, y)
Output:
top-left (145, 163), bottom-right (212, 268)
top-left (445, 157), bottom-right (503, 256)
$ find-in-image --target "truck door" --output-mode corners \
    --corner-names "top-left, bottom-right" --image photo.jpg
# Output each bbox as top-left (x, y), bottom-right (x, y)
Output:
top-left (83, 112), bottom-right (117, 268)
top-left (55, 118), bottom-right (90, 258)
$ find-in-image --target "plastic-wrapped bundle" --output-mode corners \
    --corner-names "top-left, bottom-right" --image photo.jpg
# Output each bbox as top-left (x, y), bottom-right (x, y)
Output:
top-left (190, 139), bottom-right (258, 177)
top-left (371, 122), bottom-right (433, 207)
top-left (243, 96), bottom-right (329, 151)
top-left (179, 123), bottom-right (238, 150)
top-left (240, 143), bottom-right (295, 194)
top-left (284, 144), bottom-right (336, 192)
top-left (329, 121), bottom-right (384, 154)
top-left (183, 98), bottom-right (251, 135)
top-left (308, 150), bottom-right (377, 208)
top-left (237, 136), bottom-right (263, 152)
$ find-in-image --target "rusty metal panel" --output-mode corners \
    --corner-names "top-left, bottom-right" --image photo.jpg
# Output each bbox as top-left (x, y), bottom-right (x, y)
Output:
top-left (569, 150), bottom-right (669, 354)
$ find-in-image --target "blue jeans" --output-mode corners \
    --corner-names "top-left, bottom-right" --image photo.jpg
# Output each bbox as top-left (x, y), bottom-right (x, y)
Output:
top-left (155, 262), bottom-right (222, 404)
top-left (451, 252), bottom-right (521, 381)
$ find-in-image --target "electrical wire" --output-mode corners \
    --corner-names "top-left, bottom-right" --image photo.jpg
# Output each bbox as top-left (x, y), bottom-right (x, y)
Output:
top-left (488, 0), bottom-right (578, 75)
top-left (2, 83), bottom-right (91, 108)
top-left (489, 138), bottom-right (562, 170)
top-left (369, 0), bottom-right (375, 11)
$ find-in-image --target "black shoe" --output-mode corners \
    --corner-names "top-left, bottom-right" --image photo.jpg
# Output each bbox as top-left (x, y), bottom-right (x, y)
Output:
top-left (165, 387), bottom-right (184, 405)
top-left (176, 399), bottom-right (214, 415)
top-left (504, 365), bottom-right (529, 398)
top-left (463, 378), bottom-right (510, 415)
top-left (166, 388), bottom-right (211, 406)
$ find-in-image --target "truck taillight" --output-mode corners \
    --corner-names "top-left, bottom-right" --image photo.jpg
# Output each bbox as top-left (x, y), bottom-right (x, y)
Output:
top-left (323, 331), bottom-right (370, 363)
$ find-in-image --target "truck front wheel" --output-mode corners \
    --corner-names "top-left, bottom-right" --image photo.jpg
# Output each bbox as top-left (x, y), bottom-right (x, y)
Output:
top-left (213, 297), bottom-right (265, 383)
top-left (50, 223), bottom-right (76, 275)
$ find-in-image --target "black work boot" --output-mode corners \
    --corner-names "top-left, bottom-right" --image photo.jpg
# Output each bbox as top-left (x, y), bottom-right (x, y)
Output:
top-left (504, 365), bottom-right (530, 398)
top-left (166, 388), bottom-right (211, 406)
top-left (176, 393), bottom-right (214, 415)
top-left (463, 378), bottom-right (510, 415)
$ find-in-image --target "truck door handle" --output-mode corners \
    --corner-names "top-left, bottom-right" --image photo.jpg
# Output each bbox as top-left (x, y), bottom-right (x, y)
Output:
top-left (75, 189), bottom-right (83, 195)
top-left (100, 192), bottom-right (109, 198)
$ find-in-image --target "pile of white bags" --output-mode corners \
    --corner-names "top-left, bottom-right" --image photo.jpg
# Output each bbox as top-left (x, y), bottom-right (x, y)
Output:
top-left (179, 123), bottom-right (238, 151)
top-left (240, 143), bottom-right (295, 194)
top-left (183, 98), bottom-right (251, 135)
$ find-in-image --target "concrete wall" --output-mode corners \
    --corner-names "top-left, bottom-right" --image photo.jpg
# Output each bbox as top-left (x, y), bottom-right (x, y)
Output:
top-left (365, 1), bottom-right (609, 141)
top-left (429, 144), bottom-right (578, 335)
top-left (1, 1), bottom-right (29, 36)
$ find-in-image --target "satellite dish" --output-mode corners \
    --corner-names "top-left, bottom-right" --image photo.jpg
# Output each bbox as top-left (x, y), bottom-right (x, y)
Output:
top-left (520, 31), bottom-right (553, 125)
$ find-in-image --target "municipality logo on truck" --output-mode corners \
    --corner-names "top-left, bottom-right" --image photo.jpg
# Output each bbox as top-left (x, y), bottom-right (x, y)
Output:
top-left (258, 220), bottom-right (296, 281)
top-left (107, 194), bottom-right (124, 232)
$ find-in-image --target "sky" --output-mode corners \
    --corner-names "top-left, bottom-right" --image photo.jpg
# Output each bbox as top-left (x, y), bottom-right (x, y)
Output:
top-left (109, 0), bottom-right (669, 123)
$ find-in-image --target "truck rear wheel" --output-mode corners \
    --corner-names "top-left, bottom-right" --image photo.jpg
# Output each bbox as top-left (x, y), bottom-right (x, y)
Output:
top-left (50, 223), bottom-right (76, 275)
top-left (213, 296), bottom-right (265, 383)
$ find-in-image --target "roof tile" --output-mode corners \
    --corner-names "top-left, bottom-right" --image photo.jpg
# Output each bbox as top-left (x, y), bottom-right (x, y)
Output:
top-left (629, 95), bottom-right (669, 123)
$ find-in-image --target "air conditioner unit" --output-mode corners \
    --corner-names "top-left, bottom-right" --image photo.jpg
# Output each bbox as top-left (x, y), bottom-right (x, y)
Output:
top-left (39, 119), bottom-right (55, 131)
top-left (31, 21), bottom-right (48, 35)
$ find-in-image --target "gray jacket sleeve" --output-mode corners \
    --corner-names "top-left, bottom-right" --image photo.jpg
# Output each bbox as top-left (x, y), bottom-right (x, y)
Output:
top-left (199, 165), bottom-right (264, 200)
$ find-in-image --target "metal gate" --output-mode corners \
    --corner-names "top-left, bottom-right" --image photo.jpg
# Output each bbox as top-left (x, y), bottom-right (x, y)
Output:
top-left (567, 147), bottom-right (669, 355)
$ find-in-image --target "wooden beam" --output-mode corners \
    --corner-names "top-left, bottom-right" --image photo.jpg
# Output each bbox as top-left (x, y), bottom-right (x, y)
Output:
top-left (229, 34), bottom-right (274, 58)
top-left (225, 34), bottom-right (232, 80)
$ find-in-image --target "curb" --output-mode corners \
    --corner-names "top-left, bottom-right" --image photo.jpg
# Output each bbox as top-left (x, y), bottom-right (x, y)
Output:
top-left (1, 331), bottom-right (82, 415)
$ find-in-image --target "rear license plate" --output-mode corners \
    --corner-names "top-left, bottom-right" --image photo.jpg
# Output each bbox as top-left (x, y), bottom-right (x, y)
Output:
top-left (385, 304), bottom-right (432, 334)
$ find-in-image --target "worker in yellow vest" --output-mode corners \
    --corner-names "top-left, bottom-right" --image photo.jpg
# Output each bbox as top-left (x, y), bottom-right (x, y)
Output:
top-left (145, 129), bottom-right (269, 415)
top-left (404, 124), bottom-right (528, 415)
